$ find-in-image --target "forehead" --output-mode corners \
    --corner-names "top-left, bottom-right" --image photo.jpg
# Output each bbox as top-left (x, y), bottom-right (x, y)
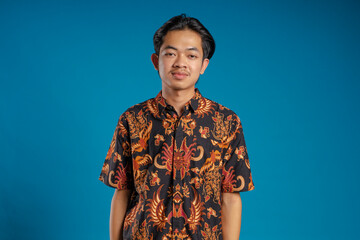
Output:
top-left (161, 29), bottom-right (203, 51)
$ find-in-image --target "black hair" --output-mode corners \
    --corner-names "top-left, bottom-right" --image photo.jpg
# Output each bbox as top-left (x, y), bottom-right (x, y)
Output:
top-left (153, 14), bottom-right (215, 60)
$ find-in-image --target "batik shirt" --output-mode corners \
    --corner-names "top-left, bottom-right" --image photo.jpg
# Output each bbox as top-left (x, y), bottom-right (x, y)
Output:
top-left (99, 88), bottom-right (254, 240)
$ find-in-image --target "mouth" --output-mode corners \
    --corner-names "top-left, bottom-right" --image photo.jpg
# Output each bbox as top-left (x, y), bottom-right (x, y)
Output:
top-left (171, 71), bottom-right (189, 80)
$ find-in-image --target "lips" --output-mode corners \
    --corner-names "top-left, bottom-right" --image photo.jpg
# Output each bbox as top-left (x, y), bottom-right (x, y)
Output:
top-left (171, 71), bottom-right (189, 80)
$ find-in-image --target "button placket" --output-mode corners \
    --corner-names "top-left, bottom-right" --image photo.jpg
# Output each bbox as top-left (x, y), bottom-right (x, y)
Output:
top-left (171, 108), bottom-right (189, 236)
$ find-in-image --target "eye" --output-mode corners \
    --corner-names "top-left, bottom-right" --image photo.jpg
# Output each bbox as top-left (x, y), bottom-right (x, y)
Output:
top-left (188, 54), bottom-right (198, 59)
top-left (164, 52), bottom-right (175, 57)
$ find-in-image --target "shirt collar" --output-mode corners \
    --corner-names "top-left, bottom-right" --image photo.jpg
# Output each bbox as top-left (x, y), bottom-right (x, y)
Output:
top-left (154, 88), bottom-right (203, 115)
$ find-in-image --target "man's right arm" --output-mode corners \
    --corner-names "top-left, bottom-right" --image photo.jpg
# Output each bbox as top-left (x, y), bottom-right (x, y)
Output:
top-left (110, 189), bottom-right (132, 240)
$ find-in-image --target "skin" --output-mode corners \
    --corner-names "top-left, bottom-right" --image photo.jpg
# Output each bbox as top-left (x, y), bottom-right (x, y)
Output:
top-left (222, 192), bottom-right (243, 240)
top-left (110, 189), bottom-right (131, 240)
top-left (110, 29), bottom-right (242, 240)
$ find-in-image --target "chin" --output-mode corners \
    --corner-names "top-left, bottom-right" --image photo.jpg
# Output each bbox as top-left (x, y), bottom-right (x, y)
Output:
top-left (168, 86), bottom-right (187, 91)
top-left (162, 77), bottom-right (197, 90)
top-left (171, 81), bottom-right (197, 90)
top-left (170, 84), bottom-right (195, 91)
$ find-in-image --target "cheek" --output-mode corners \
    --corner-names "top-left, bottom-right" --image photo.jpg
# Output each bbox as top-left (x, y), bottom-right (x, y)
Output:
top-left (157, 62), bottom-right (166, 75)
top-left (158, 63), bottom-right (171, 80)
top-left (159, 60), bottom-right (171, 72)
top-left (193, 63), bottom-right (204, 74)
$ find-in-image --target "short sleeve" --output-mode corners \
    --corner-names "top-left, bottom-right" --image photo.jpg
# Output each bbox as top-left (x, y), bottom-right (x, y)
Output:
top-left (99, 113), bottom-right (134, 190)
top-left (221, 115), bottom-right (254, 193)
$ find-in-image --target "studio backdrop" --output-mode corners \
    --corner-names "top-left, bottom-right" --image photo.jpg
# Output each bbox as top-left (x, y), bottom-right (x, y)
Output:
top-left (1, 0), bottom-right (359, 239)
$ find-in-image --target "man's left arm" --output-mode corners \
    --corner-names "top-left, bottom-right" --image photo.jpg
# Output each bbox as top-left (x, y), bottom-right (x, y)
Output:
top-left (221, 192), bottom-right (242, 240)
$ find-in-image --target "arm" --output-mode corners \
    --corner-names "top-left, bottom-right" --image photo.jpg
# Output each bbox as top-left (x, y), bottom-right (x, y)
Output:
top-left (110, 189), bottom-right (132, 240)
top-left (221, 192), bottom-right (242, 240)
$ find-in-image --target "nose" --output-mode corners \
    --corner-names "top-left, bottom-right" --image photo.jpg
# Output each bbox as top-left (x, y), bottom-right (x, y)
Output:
top-left (173, 54), bottom-right (187, 68)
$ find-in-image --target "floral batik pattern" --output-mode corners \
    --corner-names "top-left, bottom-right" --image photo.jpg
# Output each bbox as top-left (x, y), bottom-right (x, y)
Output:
top-left (99, 88), bottom-right (254, 240)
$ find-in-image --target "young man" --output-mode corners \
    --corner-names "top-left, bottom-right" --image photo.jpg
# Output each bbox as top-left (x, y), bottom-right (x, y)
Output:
top-left (99, 14), bottom-right (254, 240)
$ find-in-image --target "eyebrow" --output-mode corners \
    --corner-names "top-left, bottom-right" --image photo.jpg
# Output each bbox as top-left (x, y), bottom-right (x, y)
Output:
top-left (163, 45), bottom-right (200, 52)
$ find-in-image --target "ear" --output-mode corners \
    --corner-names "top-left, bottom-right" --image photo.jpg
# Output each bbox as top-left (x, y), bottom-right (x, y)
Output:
top-left (200, 58), bottom-right (210, 75)
top-left (151, 53), bottom-right (159, 71)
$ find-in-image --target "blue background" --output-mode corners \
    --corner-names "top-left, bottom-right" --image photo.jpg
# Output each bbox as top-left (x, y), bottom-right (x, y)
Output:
top-left (1, 0), bottom-right (359, 239)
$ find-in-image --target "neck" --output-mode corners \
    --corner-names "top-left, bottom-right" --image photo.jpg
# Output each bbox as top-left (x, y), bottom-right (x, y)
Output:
top-left (161, 86), bottom-right (195, 116)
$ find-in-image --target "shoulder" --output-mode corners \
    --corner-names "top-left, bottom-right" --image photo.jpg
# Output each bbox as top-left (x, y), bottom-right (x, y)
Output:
top-left (202, 96), bottom-right (241, 121)
top-left (119, 97), bottom-right (157, 121)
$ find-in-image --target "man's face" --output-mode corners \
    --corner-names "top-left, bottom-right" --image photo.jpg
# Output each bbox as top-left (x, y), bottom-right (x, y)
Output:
top-left (151, 29), bottom-right (209, 92)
